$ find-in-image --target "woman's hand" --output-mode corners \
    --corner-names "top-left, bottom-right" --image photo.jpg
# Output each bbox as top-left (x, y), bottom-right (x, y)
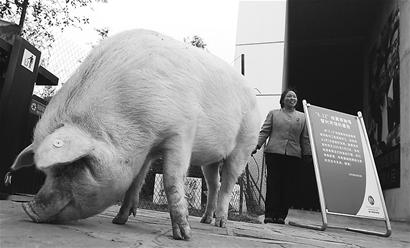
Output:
top-left (251, 145), bottom-right (260, 155)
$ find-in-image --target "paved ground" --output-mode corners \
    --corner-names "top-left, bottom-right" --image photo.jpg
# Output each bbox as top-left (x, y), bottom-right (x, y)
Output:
top-left (1, 195), bottom-right (409, 247)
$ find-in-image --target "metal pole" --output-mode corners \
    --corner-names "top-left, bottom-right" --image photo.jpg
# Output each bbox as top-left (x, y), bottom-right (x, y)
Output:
top-left (241, 54), bottom-right (245, 76)
top-left (239, 174), bottom-right (243, 215)
top-left (16, 0), bottom-right (29, 35)
top-left (238, 53), bottom-right (245, 215)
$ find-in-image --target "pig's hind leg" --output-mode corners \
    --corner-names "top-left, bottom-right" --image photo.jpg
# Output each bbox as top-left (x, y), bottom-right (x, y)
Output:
top-left (200, 162), bottom-right (221, 224)
top-left (214, 145), bottom-right (250, 228)
top-left (112, 157), bottom-right (152, 225)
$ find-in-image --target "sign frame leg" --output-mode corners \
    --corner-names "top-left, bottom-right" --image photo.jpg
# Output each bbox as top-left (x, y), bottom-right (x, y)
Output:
top-left (288, 100), bottom-right (328, 231)
top-left (345, 112), bottom-right (392, 237)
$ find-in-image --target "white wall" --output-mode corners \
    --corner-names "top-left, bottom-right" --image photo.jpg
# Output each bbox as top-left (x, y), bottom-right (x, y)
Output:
top-left (234, 1), bottom-right (286, 121)
top-left (234, 1), bottom-right (287, 212)
top-left (235, 1), bottom-right (286, 44)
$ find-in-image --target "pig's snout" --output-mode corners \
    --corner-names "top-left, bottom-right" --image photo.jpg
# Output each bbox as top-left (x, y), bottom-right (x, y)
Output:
top-left (21, 191), bottom-right (72, 223)
top-left (21, 200), bottom-right (65, 223)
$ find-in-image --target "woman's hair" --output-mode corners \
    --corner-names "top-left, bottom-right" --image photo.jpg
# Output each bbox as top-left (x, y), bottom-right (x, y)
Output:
top-left (279, 88), bottom-right (298, 108)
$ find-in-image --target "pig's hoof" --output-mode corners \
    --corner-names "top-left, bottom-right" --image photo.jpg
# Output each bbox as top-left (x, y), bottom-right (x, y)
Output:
top-left (214, 216), bottom-right (227, 228)
top-left (200, 214), bottom-right (213, 224)
top-left (172, 223), bottom-right (191, 240)
top-left (112, 214), bottom-right (128, 225)
top-left (129, 207), bottom-right (137, 217)
top-left (22, 202), bottom-right (40, 223)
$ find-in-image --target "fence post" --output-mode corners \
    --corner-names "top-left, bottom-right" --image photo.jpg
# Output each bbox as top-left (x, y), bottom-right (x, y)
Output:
top-left (239, 174), bottom-right (244, 215)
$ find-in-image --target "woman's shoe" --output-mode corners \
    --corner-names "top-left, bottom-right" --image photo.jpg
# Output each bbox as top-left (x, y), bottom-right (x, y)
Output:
top-left (264, 217), bottom-right (274, 224)
top-left (275, 217), bottom-right (285, 224)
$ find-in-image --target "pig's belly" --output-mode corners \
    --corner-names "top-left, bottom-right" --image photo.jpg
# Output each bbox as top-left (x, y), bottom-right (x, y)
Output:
top-left (190, 139), bottom-right (234, 166)
top-left (188, 116), bottom-right (241, 166)
top-left (190, 151), bottom-right (223, 167)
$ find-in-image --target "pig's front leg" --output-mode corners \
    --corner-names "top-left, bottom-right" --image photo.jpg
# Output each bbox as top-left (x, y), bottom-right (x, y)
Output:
top-left (113, 157), bottom-right (152, 224)
top-left (200, 162), bottom-right (220, 224)
top-left (162, 135), bottom-right (192, 240)
top-left (112, 179), bottom-right (139, 224)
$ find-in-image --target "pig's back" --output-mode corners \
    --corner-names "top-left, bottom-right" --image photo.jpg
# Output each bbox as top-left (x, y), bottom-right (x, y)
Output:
top-left (34, 30), bottom-right (258, 158)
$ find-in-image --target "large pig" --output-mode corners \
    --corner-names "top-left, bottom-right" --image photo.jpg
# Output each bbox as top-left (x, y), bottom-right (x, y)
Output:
top-left (8, 29), bottom-right (260, 240)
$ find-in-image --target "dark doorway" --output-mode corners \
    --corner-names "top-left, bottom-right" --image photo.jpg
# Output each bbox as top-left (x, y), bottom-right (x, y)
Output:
top-left (285, 0), bottom-right (385, 210)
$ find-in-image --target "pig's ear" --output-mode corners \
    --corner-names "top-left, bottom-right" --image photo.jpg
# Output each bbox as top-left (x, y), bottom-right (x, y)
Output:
top-left (10, 144), bottom-right (35, 171)
top-left (35, 125), bottom-right (95, 169)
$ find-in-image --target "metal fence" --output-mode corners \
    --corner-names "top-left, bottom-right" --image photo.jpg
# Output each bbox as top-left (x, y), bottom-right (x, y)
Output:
top-left (136, 155), bottom-right (267, 219)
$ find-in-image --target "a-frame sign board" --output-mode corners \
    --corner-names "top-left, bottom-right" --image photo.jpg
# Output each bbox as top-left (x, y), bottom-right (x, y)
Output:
top-left (289, 100), bottom-right (392, 237)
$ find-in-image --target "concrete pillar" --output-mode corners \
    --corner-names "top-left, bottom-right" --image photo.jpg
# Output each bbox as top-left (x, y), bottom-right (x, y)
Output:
top-left (390, 0), bottom-right (410, 221)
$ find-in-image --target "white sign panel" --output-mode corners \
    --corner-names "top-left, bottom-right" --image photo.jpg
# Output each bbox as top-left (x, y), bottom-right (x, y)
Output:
top-left (306, 104), bottom-right (385, 219)
top-left (21, 49), bottom-right (36, 72)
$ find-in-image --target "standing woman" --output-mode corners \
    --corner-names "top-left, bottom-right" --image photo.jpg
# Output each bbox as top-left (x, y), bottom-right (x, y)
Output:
top-left (252, 89), bottom-right (311, 224)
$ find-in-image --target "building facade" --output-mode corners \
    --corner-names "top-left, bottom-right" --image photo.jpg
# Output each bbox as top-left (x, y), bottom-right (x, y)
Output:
top-left (236, 0), bottom-right (409, 221)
